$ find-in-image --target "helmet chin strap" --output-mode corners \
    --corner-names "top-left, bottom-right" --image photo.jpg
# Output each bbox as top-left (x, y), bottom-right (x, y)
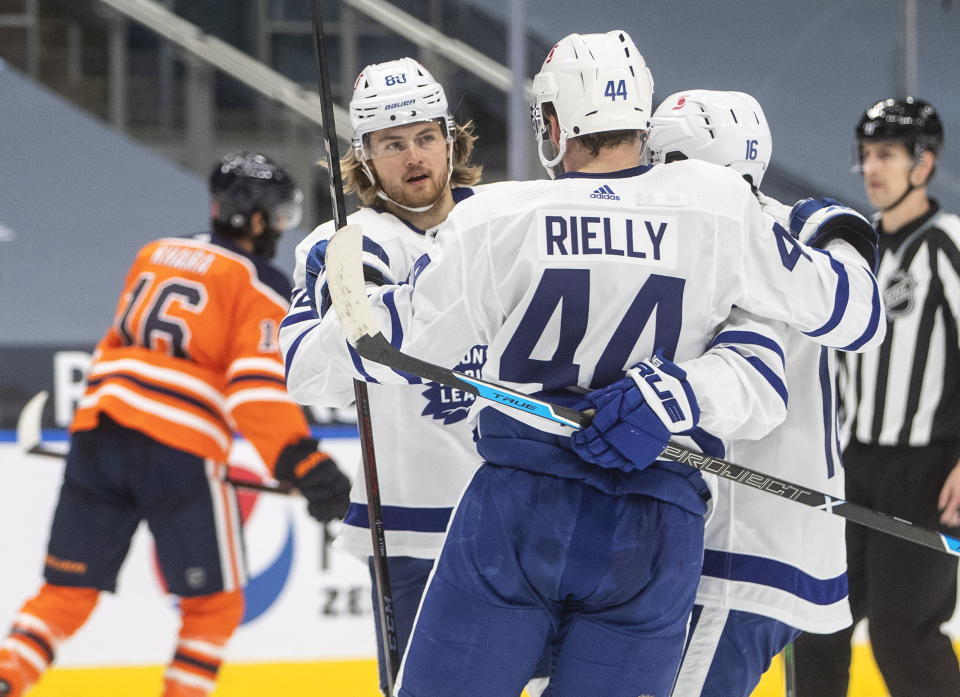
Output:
top-left (364, 140), bottom-right (455, 215)
top-left (538, 132), bottom-right (568, 180)
top-left (880, 180), bottom-right (916, 213)
top-left (880, 159), bottom-right (926, 213)
top-left (875, 144), bottom-right (928, 213)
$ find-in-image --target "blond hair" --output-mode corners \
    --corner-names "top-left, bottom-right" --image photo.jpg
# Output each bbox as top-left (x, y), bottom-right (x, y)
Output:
top-left (341, 120), bottom-right (483, 207)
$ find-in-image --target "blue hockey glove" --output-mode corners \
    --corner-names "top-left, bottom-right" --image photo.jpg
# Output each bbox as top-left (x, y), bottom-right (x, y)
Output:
top-left (789, 197), bottom-right (879, 273)
top-left (571, 353), bottom-right (700, 472)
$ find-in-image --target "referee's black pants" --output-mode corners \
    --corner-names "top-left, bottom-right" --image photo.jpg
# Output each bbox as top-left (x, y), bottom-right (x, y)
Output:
top-left (794, 440), bottom-right (960, 697)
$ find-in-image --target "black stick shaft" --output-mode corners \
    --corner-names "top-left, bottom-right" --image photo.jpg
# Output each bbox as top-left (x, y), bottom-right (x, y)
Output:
top-left (225, 477), bottom-right (294, 496)
top-left (659, 444), bottom-right (960, 557)
top-left (783, 641), bottom-right (797, 697)
top-left (27, 442), bottom-right (295, 497)
top-left (310, 1), bottom-right (348, 231)
top-left (308, 1), bottom-right (401, 688)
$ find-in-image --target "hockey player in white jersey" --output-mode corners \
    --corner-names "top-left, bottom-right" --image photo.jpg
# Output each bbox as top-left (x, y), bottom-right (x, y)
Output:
top-left (646, 89), bottom-right (880, 697)
top-left (278, 57), bottom-right (494, 693)
top-left (312, 31), bottom-right (884, 697)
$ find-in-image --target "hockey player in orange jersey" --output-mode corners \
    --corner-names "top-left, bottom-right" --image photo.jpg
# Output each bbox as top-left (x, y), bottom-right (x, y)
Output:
top-left (0, 152), bottom-right (351, 697)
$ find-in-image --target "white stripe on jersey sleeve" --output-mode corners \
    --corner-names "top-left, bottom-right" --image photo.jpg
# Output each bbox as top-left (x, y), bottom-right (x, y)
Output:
top-left (227, 357), bottom-right (285, 378)
top-left (224, 386), bottom-right (296, 411)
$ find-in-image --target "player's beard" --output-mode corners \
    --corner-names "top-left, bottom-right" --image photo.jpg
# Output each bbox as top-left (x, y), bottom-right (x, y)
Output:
top-left (379, 166), bottom-right (447, 210)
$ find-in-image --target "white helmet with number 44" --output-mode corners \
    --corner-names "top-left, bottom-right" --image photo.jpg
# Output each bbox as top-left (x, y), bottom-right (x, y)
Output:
top-left (531, 30), bottom-right (654, 175)
top-left (647, 89), bottom-right (772, 188)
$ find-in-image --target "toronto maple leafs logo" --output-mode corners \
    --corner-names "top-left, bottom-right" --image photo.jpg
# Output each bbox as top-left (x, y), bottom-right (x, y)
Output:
top-left (420, 345), bottom-right (487, 425)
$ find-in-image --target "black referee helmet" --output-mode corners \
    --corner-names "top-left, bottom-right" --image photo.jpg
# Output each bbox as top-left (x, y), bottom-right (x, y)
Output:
top-left (856, 97), bottom-right (944, 158)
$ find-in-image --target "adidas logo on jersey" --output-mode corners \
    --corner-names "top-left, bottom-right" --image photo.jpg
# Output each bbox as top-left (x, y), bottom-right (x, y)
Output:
top-left (590, 185), bottom-right (620, 201)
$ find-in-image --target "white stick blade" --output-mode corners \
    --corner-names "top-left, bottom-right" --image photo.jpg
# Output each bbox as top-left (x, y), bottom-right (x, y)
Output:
top-left (16, 390), bottom-right (49, 454)
top-left (325, 224), bottom-right (380, 344)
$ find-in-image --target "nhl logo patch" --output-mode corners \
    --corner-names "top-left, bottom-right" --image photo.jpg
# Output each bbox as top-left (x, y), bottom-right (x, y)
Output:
top-left (883, 270), bottom-right (917, 318)
top-left (185, 566), bottom-right (207, 589)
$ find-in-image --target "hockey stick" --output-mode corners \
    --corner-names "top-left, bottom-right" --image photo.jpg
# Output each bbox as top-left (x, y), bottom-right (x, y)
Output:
top-left (324, 224), bottom-right (960, 558)
top-left (307, 1), bottom-right (400, 688)
top-left (782, 641), bottom-right (797, 697)
top-left (16, 390), bottom-right (56, 458)
top-left (15, 391), bottom-right (295, 497)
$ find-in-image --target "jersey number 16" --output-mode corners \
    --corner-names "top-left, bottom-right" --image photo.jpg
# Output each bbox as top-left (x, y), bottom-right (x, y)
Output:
top-left (116, 272), bottom-right (208, 359)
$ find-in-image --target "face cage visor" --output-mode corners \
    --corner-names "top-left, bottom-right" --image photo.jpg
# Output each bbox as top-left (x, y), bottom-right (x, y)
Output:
top-left (352, 117), bottom-right (457, 213)
top-left (268, 189), bottom-right (304, 231)
top-left (354, 116), bottom-right (455, 164)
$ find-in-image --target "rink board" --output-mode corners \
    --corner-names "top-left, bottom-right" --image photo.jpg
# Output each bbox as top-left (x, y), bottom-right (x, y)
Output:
top-left (2, 437), bottom-right (959, 697)
top-left (0, 436), bottom-right (377, 668)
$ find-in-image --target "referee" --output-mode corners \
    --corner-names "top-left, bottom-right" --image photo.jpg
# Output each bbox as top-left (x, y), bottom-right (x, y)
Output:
top-left (795, 98), bottom-right (960, 697)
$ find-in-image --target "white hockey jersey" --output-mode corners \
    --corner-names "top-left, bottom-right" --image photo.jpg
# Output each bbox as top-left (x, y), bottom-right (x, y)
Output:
top-left (698, 315), bottom-right (851, 633)
top-left (693, 195), bottom-right (869, 633)
top-left (282, 189), bottom-right (485, 559)
top-left (314, 162), bottom-right (884, 513)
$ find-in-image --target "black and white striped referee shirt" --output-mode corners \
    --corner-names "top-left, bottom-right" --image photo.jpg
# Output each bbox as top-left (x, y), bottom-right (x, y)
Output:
top-left (843, 200), bottom-right (960, 446)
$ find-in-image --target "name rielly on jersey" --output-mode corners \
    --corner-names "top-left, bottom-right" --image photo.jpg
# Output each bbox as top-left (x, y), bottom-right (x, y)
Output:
top-left (538, 209), bottom-right (676, 266)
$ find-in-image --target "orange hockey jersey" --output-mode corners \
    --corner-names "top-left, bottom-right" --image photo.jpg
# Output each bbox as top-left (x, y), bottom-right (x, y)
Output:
top-left (72, 233), bottom-right (310, 471)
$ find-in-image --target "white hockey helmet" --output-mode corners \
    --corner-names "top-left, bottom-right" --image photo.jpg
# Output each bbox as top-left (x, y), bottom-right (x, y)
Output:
top-left (349, 57), bottom-right (454, 156)
top-left (647, 89), bottom-right (772, 187)
top-left (531, 30), bottom-right (654, 175)
top-left (349, 57), bottom-right (456, 212)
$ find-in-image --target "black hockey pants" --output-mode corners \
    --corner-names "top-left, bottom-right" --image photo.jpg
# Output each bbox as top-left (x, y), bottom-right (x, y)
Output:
top-left (794, 440), bottom-right (960, 697)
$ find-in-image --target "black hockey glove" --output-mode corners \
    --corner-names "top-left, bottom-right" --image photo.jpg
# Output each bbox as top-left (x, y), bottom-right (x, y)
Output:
top-left (275, 438), bottom-right (351, 523)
